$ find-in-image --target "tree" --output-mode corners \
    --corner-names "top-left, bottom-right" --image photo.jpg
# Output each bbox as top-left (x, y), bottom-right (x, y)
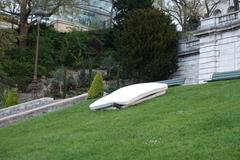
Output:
top-left (155, 0), bottom-right (222, 31)
top-left (113, 0), bottom-right (153, 28)
top-left (0, 0), bottom-right (76, 47)
top-left (0, 26), bottom-right (66, 91)
top-left (157, 0), bottom-right (201, 31)
top-left (201, 0), bottom-right (221, 17)
top-left (117, 9), bottom-right (178, 82)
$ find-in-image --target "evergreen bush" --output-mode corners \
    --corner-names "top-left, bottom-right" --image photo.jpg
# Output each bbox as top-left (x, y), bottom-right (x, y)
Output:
top-left (105, 82), bottom-right (118, 93)
top-left (88, 72), bottom-right (104, 99)
top-left (5, 89), bottom-right (19, 107)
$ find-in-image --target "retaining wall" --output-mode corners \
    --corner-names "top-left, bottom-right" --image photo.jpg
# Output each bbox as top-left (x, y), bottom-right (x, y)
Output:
top-left (0, 98), bottom-right (54, 119)
top-left (0, 94), bottom-right (88, 128)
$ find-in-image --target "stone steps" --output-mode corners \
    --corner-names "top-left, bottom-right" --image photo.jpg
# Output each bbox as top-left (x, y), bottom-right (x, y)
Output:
top-left (0, 93), bottom-right (88, 128)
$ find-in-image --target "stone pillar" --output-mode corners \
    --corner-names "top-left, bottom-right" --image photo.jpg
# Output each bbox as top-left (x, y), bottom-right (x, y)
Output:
top-left (198, 33), bottom-right (219, 83)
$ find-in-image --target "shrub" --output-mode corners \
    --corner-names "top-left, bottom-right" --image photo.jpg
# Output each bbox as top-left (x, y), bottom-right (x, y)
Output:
top-left (1, 60), bottom-right (47, 91)
top-left (5, 88), bottom-right (19, 107)
top-left (113, 0), bottom-right (153, 29)
top-left (105, 83), bottom-right (118, 93)
top-left (88, 72), bottom-right (104, 99)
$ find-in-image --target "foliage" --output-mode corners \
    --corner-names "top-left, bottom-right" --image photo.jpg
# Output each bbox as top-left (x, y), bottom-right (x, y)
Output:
top-left (0, 26), bottom-right (113, 92)
top-left (117, 9), bottom-right (178, 82)
top-left (105, 82), bottom-right (118, 93)
top-left (1, 26), bottom-right (64, 91)
top-left (0, 80), bottom-right (240, 160)
top-left (88, 72), bottom-right (104, 99)
top-left (64, 30), bottom-right (104, 79)
top-left (0, 64), bottom-right (15, 88)
top-left (101, 49), bottom-right (118, 80)
top-left (87, 36), bottom-right (103, 55)
top-left (4, 88), bottom-right (19, 107)
top-left (187, 16), bottom-right (200, 31)
top-left (0, 29), bottom-right (18, 59)
top-left (48, 68), bottom-right (66, 98)
top-left (0, 0), bottom-right (77, 46)
top-left (1, 60), bottom-right (32, 90)
top-left (64, 30), bottom-right (88, 68)
top-left (113, 0), bottom-right (153, 28)
top-left (46, 68), bottom-right (90, 98)
top-left (101, 29), bottom-right (116, 50)
top-left (29, 26), bottom-right (65, 71)
top-left (1, 60), bottom-right (46, 91)
top-left (87, 35), bottom-right (103, 79)
top-left (0, 88), bottom-right (7, 108)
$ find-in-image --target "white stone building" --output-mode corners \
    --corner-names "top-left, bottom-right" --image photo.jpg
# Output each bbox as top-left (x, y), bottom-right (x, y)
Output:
top-left (176, 0), bottom-right (240, 84)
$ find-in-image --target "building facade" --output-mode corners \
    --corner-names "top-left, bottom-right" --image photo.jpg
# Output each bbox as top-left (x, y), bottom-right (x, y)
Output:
top-left (50, 0), bottom-right (112, 32)
top-left (176, 0), bottom-right (240, 84)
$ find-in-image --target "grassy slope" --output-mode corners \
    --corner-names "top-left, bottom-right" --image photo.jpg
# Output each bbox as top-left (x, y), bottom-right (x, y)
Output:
top-left (0, 80), bottom-right (240, 160)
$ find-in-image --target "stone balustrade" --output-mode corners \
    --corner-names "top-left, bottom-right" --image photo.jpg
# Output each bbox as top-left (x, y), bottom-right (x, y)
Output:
top-left (178, 36), bottom-right (200, 56)
top-left (197, 10), bottom-right (240, 32)
top-left (219, 12), bottom-right (238, 23)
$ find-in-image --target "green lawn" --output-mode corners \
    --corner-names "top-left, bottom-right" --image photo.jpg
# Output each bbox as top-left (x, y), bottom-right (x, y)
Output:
top-left (0, 80), bottom-right (240, 160)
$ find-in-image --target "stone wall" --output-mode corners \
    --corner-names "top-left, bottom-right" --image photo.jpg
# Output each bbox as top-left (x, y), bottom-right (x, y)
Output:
top-left (0, 97), bottom-right (54, 119)
top-left (0, 94), bottom-right (88, 128)
top-left (194, 10), bottom-right (240, 83)
top-left (174, 53), bottom-right (200, 84)
top-left (197, 30), bottom-right (240, 82)
top-left (176, 10), bottom-right (240, 84)
top-left (175, 35), bottom-right (200, 84)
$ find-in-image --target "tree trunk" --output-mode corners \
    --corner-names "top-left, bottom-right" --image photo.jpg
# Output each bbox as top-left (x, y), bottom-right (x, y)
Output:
top-left (116, 66), bottom-right (120, 88)
top-left (19, 2), bottom-right (30, 47)
top-left (19, 16), bottom-right (29, 47)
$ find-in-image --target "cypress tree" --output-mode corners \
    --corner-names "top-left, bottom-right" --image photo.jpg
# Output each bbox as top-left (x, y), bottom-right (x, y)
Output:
top-left (117, 9), bottom-right (178, 82)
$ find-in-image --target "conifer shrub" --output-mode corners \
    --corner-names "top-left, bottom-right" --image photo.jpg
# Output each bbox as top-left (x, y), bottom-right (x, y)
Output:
top-left (5, 88), bottom-right (19, 107)
top-left (88, 72), bottom-right (104, 99)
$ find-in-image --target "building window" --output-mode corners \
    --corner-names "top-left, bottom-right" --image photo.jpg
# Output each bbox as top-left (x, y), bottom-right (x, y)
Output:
top-left (213, 9), bottom-right (222, 16)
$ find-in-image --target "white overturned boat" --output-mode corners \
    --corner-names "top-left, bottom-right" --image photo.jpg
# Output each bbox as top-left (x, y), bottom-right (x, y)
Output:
top-left (89, 82), bottom-right (168, 111)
